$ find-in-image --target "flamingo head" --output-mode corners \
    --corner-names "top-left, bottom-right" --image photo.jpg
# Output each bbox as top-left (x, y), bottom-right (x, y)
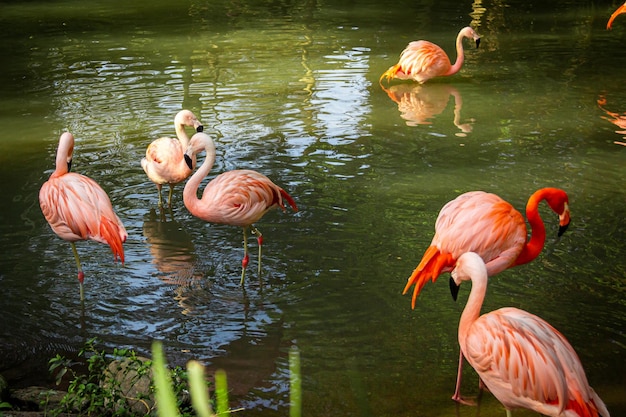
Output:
top-left (449, 252), bottom-right (487, 301)
top-left (184, 132), bottom-right (215, 169)
top-left (175, 109), bottom-right (203, 132)
top-left (460, 26), bottom-right (481, 48)
top-left (543, 188), bottom-right (570, 236)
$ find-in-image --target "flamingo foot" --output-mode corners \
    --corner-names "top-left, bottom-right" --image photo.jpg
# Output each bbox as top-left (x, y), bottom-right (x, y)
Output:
top-left (451, 394), bottom-right (477, 406)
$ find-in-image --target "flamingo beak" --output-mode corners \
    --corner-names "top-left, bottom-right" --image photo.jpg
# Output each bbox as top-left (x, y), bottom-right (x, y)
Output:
top-left (449, 276), bottom-right (460, 301)
top-left (558, 202), bottom-right (570, 237)
top-left (184, 154), bottom-right (193, 169)
top-left (475, 38), bottom-right (481, 48)
top-left (67, 158), bottom-right (72, 172)
top-left (196, 125), bottom-right (204, 133)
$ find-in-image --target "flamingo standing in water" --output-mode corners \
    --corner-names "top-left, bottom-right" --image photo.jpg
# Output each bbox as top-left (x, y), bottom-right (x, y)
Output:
top-left (182, 132), bottom-right (298, 285)
top-left (450, 252), bottom-right (610, 417)
top-left (141, 109), bottom-right (204, 208)
top-left (403, 188), bottom-right (570, 402)
top-left (379, 26), bottom-right (481, 85)
top-left (39, 132), bottom-right (127, 301)
top-left (607, 2), bottom-right (626, 29)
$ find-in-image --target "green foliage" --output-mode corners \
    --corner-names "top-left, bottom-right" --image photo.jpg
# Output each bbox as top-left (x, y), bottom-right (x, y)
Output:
top-left (45, 339), bottom-right (303, 417)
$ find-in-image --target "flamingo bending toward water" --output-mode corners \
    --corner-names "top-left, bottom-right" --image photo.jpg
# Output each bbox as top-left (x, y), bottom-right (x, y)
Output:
top-left (450, 252), bottom-right (610, 417)
top-left (607, 2), bottom-right (626, 29)
top-left (39, 132), bottom-right (127, 301)
top-left (182, 132), bottom-right (298, 285)
top-left (141, 109), bottom-right (204, 208)
top-left (403, 188), bottom-right (570, 402)
top-left (379, 26), bottom-right (480, 85)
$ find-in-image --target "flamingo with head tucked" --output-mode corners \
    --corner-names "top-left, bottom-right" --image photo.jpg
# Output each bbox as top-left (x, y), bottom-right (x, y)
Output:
top-left (141, 109), bottom-right (204, 208)
top-left (182, 132), bottom-right (298, 285)
top-left (39, 132), bottom-right (127, 301)
top-left (403, 187), bottom-right (570, 402)
top-left (379, 26), bottom-right (480, 85)
top-left (450, 252), bottom-right (610, 417)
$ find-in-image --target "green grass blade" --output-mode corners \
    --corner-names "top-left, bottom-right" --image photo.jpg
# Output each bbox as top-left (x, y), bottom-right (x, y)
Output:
top-left (151, 342), bottom-right (181, 417)
top-left (289, 345), bottom-right (301, 417)
top-left (188, 360), bottom-right (214, 417)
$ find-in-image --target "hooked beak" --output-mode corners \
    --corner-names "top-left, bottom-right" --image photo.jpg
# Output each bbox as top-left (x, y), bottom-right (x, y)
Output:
top-left (67, 158), bottom-right (72, 172)
top-left (475, 38), bottom-right (481, 48)
top-left (449, 276), bottom-right (460, 301)
top-left (184, 153), bottom-right (193, 169)
top-left (196, 125), bottom-right (204, 133)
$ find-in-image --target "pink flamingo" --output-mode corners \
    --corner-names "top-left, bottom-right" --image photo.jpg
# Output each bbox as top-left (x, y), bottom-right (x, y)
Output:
top-left (39, 132), bottom-right (127, 301)
top-left (450, 252), bottom-right (610, 417)
top-left (141, 109), bottom-right (204, 208)
top-left (607, 2), bottom-right (626, 29)
top-left (379, 26), bottom-right (480, 85)
top-left (182, 132), bottom-right (298, 285)
top-left (402, 188), bottom-right (570, 402)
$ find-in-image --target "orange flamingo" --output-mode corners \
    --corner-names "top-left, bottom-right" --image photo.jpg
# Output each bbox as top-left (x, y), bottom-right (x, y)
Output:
top-left (379, 26), bottom-right (480, 85)
top-left (39, 132), bottom-right (127, 301)
top-left (403, 188), bottom-right (570, 402)
top-left (182, 132), bottom-right (298, 285)
top-left (141, 109), bottom-right (204, 208)
top-left (450, 252), bottom-right (610, 417)
top-left (607, 2), bottom-right (626, 29)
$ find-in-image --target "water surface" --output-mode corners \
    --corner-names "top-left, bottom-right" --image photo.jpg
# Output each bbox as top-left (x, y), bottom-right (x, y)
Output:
top-left (0, 0), bottom-right (624, 416)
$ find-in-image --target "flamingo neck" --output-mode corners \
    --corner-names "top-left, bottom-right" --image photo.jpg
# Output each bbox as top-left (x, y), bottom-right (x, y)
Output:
top-left (444, 32), bottom-right (466, 76)
top-left (175, 123), bottom-right (192, 148)
top-left (458, 273), bottom-right (487, 346)
top-left (515, 190), bottom-right (548, 266)
top-left (183, 140), bottom-right (216, 216)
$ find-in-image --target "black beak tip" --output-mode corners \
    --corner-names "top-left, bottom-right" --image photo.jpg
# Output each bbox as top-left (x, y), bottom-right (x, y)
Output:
top-left (184, 154), bottom-right (193, 169)
top-left (196, 125), bottom-right (204, 133)
top-left (558, 222), bottom-right (570, 237)
top-left (449, 276), bottom-right (460, 301)
top-left (475, 38), bottom-right (481, 48)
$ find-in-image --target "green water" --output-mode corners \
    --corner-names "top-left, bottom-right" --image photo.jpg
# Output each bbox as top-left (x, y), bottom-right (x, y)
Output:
top-left (0, 0), bottom-right (624, 415)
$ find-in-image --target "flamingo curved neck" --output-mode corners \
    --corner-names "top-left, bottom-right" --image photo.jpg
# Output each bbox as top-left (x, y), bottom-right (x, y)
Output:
top-left (444, 31), bottom-right (466, 76)
top-left (182, 140), bottom-right (217, 215)
top-left (458, 273), bottom-right (487, 345)
top-left (514, 191), bottom-right (548, 266)
top-left (175, 123), bottom-right (192, 148)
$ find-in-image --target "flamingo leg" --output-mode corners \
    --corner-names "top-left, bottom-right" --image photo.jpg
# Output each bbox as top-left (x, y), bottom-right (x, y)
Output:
top-left (70, 242), bottom-right (85, 301)
top-left (167, 184), bottom-right (174, 208)
top-left (251, 226), bottom-right (263, 276)
top-left (452, 350), bottom-right (476, 406)
top-left (240, 226), bottom-right (250, 286)
top-left (156, 184), bottom-right (164, 208)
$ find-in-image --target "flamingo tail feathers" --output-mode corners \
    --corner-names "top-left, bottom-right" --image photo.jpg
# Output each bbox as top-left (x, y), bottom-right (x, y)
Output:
top-left (99, 217), bottom-right (125, 264)
top-left (280, 189), bottom-right (299, 213)
top-left (403, 246), bottom-right (455, 309)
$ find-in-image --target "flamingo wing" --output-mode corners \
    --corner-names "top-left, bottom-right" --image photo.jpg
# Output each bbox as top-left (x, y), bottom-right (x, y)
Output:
top-left (404, 191), bottom-right (526, 307)
top-left (397, 41), bottom-right (451, 82)
top-left (465, 308), bottom-right (605, 416)
top-left (198, 170), bottom-right (297, 227)
top-left (39, 173), bottom-right (127, 262)
top-left (142, 137), bottom-right (193, 184)
top-left (433, 191), bottom-right (527, 272)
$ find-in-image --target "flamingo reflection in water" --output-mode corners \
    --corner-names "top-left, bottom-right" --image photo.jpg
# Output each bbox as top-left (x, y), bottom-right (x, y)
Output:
top-left (380, 83), bottom-right (474, 135)
top-left (597, 95), bottom-right (626, 146)
top-left (143, 209), bottom-right (202, 315)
